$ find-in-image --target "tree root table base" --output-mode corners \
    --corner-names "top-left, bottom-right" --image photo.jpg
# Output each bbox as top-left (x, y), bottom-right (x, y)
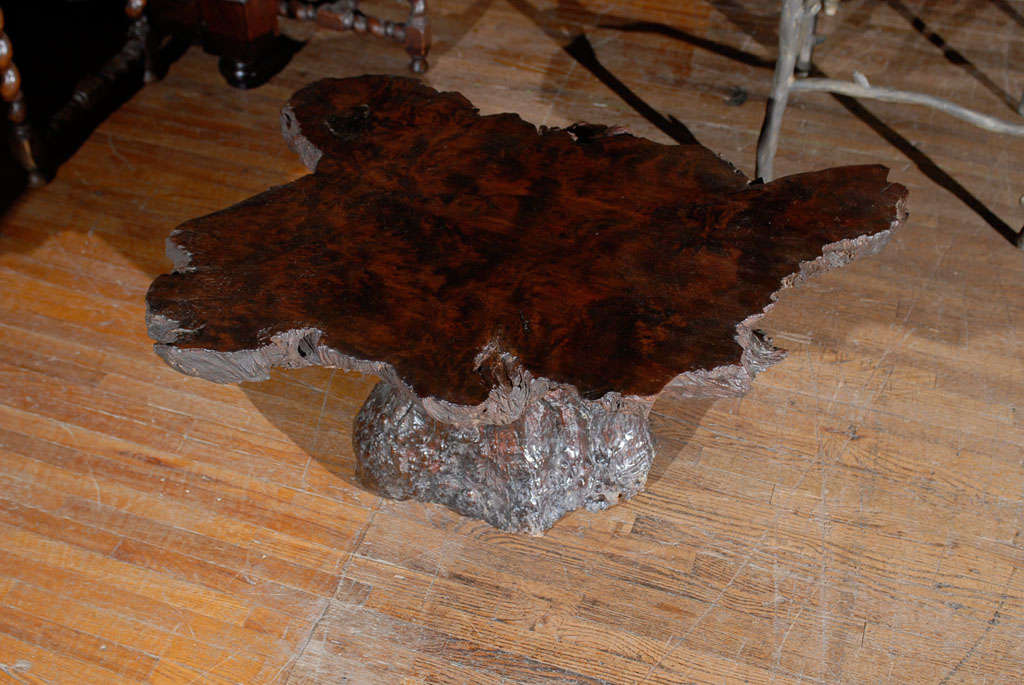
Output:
top-left (146, 76), bottom-right (907, 534)
top-left (356, 381), bottom-right (653, 534)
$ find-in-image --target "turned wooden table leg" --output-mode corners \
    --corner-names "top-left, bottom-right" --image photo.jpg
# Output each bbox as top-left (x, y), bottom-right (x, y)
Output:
top-left (293, 0), bottom-right (431, 73)
top-left (201, 0), bottom-right (281, 89)
top-left (404, 0), bottom-right (430, 74)
top-left (0, 9), bottom-right (46, 187)
top-left (126, 0), bottom-right (158, 83)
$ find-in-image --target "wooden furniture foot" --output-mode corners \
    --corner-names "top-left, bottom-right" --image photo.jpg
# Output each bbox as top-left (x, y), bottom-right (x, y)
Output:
top-left (9, 122), bottom-right (47, 188)
top-left (199, 0), bottom-right (282, 89)
top-left (126, 0), bottom-right (159, 83)
top-left (146, 76), bottom-right (907, 534)
top-left (757, 0), bottom-right (1024, 252)
top-left (218, 56), bottom-right (262, 89)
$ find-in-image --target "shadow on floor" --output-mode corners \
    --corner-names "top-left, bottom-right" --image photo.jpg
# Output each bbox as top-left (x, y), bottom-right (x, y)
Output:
top-left (885, 0), bottom-right (1022, 115)
top-left (823, 78), bottom-right (1022, 247)
top-left (241, 367), bottom-right (379, 494)
top-left (562, 34), bottom-right (698, 145)
top-left (0, 151), bottom-right (27, 220)
top-left (990, 0), bottom-right (1024, 28)
top-left (505, 0), bottom-right (703, 144)
top-left (239, 365), bottom-right (716, 520)
top-left (646, 396), bottom-right (716, 492)
top-left (508, 0), bottom-right (1021, 246)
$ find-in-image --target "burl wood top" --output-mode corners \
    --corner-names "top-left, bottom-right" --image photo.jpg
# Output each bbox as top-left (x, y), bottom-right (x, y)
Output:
top-left (146, 76), bottom-right (906, 406)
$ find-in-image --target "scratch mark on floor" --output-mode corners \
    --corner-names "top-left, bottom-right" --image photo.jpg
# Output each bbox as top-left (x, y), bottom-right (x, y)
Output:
top-left (272, 498), bottom-right (382, 683)
top-left (938, 567), bottom-right (1015, 684)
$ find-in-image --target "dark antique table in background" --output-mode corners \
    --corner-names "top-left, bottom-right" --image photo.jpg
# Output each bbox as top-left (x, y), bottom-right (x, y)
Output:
top-left (186, 0), bottom-right (432, 86)
top-left (0, 0), bottom-right (431, 188)
top-left (146, 76), bottom-right (907, 534)
top-left (0, 2), bottom-right (151, 187)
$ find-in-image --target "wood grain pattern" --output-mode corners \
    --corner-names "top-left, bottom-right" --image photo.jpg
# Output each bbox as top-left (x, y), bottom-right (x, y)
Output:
top-left (146, 75), bottom-right (904, 407)
top-left (0, 0), bottom-right (1022, 682)
top-left (143, 75), bottom-right (904, 534)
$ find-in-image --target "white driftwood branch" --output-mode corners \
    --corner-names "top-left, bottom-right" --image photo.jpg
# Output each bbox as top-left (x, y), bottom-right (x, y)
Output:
top-left (755, 0), bottom-right (809, 181)
top-left (791, 77), bottom-right (1024, 137)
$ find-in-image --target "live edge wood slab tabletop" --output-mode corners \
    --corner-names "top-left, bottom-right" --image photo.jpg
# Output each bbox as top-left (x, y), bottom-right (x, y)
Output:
top-left (145, 75), bottom-right (906, 534)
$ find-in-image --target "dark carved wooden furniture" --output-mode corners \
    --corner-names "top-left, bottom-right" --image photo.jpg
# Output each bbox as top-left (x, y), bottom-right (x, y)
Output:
top-left (280, 0), bottom-right (431, 74)
top-left (142, 0), bottom-right (287, 90)
top-left (146, 76), bottom-right (907, 533)
top-left (0, 8), bottom-right (35, 184)
top-left (1, 2), bottom-right (152, 187)
top-left (165, 0), bottom-right (432, 87)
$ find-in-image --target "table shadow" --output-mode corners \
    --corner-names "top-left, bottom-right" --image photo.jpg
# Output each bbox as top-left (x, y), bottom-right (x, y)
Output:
top-left (238, 366), bottom-right (716, 503)
top-left (884, 0), bottom-right (1022, 115)
top-left (530, 0), bottom-right (1022, 246)
top-left (646, 396), bottom-right (717, 492)
top-left (238, 368), bottom-right (377, 495)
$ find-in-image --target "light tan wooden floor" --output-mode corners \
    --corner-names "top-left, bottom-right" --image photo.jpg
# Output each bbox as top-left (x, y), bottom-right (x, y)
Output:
top-left (1, 0), bottom-right (1023, 682)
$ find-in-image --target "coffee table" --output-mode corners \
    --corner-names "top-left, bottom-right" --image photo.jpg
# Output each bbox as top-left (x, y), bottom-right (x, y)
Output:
top-left (146, 76), bottom-right (907, 533)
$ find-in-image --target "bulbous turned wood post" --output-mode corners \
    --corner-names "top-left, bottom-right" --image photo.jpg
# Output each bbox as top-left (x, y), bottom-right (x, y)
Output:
top-left (0, 8), bottom-right (46, 187)
top-left (287, 0), bottom-right (431, 73)
top-left (404, 0), bottom-right (430, 74)
top-left (125, 0), bottom-right (157, 84)
top-left (1, 2), bottom-right (156, 187)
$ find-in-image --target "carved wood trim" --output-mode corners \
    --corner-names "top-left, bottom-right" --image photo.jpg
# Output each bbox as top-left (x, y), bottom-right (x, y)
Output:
top-left (281, 0), bottom-right (431, 73)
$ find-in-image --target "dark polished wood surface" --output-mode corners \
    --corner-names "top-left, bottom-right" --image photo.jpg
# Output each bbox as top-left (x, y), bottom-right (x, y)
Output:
top-left (147, 76), bottom-right (906, 406)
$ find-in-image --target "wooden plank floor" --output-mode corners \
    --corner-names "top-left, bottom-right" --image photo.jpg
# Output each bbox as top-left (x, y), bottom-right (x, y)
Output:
top-left (1, 0), bottom-right (1022, 682)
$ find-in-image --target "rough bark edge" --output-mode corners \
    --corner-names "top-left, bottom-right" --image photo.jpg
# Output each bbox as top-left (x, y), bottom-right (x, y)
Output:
top-left (667, 197), bottom-right (906, 398)
top-left (147, 193), bottom-right (906, 425)
top-left (355, 382), bottom-right (655, 535)
top-left (281, 102), bottom-right (323, 172)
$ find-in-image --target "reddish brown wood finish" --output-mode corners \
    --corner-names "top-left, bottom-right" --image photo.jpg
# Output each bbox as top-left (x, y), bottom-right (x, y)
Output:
top-left (197, 0), bottom-right (281, 88)
top-left (146, 76), bottom-right (907, 407)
